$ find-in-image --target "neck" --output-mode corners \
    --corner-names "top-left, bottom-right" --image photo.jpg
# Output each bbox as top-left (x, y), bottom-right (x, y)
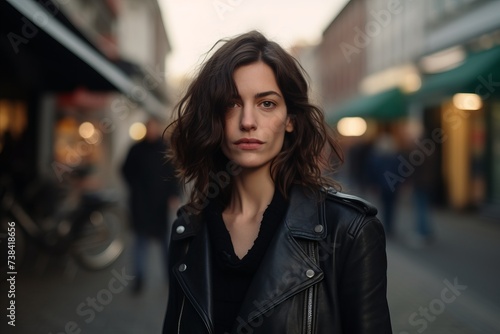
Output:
top-left (226, 167), bottom-right (275, 217)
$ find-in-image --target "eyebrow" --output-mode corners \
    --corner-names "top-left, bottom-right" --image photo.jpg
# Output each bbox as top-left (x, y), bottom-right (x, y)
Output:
top-left (231, 90), bottom-right (283, 100)
top-left (254, 91), bottom-right (282, 99)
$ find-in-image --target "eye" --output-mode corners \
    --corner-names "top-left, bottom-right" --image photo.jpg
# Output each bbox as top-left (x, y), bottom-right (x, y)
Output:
top-left (227, 101), bottom-right (241, 110)
top-left (260, 101), bottom-right (276, 109)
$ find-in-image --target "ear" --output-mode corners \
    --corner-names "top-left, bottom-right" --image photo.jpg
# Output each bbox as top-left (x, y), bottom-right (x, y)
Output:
top-left (285, 115), bottom-right (294, 133)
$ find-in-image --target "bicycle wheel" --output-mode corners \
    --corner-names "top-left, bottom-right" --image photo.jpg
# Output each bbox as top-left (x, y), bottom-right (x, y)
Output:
top-left (71, 206), bottom-right (125, 270)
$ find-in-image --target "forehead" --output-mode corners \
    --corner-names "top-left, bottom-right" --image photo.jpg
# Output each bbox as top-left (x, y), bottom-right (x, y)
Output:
top-left (233, 62), bottom-right (280, 92)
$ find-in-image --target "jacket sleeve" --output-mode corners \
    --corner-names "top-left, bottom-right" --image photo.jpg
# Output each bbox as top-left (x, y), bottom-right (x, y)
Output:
top-left (338, 217), bottom-right (392, 334)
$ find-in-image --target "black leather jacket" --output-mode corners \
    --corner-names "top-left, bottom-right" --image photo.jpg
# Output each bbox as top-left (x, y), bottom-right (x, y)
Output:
top-left (163, 187), bottom-right (392, 334)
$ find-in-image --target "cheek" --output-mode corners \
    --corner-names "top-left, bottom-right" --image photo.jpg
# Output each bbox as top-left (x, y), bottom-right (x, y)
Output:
top-left (268, 115), bottom-right (288, 135)
top-left (267, 124), bottom-right (288, 153)
top-left (222, 121), bottom-right (236, 153)
top-left (222, 119), bottom-right (233, 141)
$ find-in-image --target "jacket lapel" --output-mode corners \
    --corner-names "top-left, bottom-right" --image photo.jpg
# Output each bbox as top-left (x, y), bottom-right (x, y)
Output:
top-left (172, 187), bottom-right (327, 332)
top-left (236, 187), bottom-right (326, 326)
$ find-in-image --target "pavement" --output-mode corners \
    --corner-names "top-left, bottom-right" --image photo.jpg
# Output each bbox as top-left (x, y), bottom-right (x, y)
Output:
top-left (386, 203), bottom-right (500, 334)
top-left (1, 194), bottom-right (500, 334)
top-left (0, 232), bottom-right (168, 334)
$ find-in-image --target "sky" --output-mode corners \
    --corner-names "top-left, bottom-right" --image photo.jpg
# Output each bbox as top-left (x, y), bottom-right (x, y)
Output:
top-left (158, 0), bottom-right (349, 80)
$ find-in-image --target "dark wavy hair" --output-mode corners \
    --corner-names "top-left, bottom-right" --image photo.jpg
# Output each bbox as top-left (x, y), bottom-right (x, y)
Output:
top-left (168, 30), bottom-right (343, 211)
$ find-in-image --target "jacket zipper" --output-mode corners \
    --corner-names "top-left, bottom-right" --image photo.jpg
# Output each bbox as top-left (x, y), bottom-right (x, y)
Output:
top-left (177, 241), bottom-right (190, 334)
top-left (305, 287), bottom-right (314, 334)
top-left (178, 295), bottom-right (186, 333)
top-left (304, 241), bottom-right (317, 334)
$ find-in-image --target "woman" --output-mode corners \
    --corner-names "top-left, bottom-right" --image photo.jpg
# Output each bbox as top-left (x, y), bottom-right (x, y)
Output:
top-left (163, 31), bottom-right (392, 334)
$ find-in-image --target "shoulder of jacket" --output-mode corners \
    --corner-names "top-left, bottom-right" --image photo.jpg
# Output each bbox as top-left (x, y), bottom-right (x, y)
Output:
top-left (323, 187), bottom-right (378, 216)
top-left (171, 205), bottom-right (202, 240)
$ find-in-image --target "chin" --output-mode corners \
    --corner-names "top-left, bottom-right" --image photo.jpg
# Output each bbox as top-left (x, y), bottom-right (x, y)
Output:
top-left (222, 149), bottom-right (277, 171)
top-left (231, 158), bottom-right (271, 171)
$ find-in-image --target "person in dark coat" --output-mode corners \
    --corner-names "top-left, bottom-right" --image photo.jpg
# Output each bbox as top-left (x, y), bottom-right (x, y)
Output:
top-left (409, 131), bottom-right (437, 246)
top-left (122, 117), bottom-right (180, 292)
top-left (368, 131), bottom-right (401, 237)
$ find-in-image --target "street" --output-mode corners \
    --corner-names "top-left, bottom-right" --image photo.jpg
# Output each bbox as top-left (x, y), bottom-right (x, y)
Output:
top-left (0, 233), bottom-right (168, 334)
top-left (1, 201), bottom-right (500, 334)
top-left (386, 204), bottom-right (500, 334)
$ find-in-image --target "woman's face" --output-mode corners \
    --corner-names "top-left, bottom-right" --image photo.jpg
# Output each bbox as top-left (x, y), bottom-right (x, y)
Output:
top-left (222, 61), bottom-right (293, 171)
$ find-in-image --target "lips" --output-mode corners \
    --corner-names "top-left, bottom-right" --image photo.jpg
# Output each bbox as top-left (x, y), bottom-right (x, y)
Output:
top-left (234, 138), bottom-right (264, 144)
top-left (234, 138), bottom-right (264, 150)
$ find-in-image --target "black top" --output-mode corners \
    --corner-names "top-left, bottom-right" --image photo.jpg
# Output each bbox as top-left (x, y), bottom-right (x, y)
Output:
top-left (205, 189), bottom-right (289, 334)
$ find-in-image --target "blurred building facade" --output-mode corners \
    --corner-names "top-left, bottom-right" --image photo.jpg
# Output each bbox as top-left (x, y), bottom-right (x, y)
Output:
top-left (0, 0), bottom-right (170, 194)
top-left (318, 0), bottom-right (367, 110)
top-left (415, 0), bottom-right (500, 214)
top-left (321, 0), bottom-right (500, 216)
top-left (289, 43), bottom-right (322, 106)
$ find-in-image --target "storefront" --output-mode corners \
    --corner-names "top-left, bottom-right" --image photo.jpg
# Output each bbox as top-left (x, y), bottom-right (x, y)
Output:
top-left (412, 45), bottom-right (500, 212)
top-left (0, 0), bottom-right (166, 189)
top-left (486, 102), bottom-right (500, 214)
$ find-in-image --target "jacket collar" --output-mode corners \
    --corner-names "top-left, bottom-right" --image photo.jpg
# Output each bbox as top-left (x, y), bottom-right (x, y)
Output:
top-left (173, 186), bottom-right (327, 241)
top-left (285, 186), bottom-right (327, 240)
top-left (172, 186), bottom-right (325, 333)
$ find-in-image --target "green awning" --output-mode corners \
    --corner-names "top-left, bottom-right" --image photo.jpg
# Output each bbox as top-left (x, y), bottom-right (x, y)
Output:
top-left (327, 88), bottom-right (407, 123)
top-left (412, 46), bottom-right (500, 104)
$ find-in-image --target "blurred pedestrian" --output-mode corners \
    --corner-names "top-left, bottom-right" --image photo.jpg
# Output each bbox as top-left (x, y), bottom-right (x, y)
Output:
top-left (368, 128), bottom-right (400, 237)
top-left (163, 31), bottom-right (392, 334)
top-left (121, 116), bottom-right (180, 293)
top-left (409, 132), bottom-right (437, 246)
top-left (346, 137), bottom-right (376, 196)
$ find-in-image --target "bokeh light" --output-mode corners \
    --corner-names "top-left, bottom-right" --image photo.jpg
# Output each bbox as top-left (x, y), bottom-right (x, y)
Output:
top-left (78, 122), bottom-right (95, 139)
top-left (337, 117), bottom-right (368, 137)
top-left (129, 122), bottom-right (147, 141)
top-left (452, 93), bottom-right (483, 111)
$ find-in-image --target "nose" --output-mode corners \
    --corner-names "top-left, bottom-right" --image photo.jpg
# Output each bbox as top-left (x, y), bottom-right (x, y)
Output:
top-left (239, 105), bottom-right (257, 131)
